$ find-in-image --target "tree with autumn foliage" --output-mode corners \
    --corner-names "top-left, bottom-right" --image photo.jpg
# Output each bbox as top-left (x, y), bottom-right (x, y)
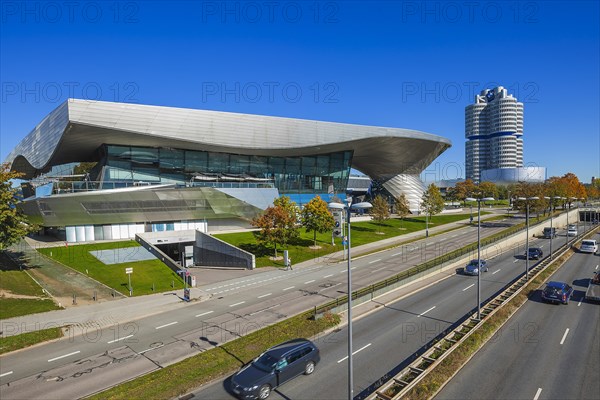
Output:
top-left (301, 196), bottom-right (334, 247)
top-left (453, 179), bottom-right (477, 202)
top-left (252, 196), bottom-right (299, 258)
top-left (394, 193), bottom-right (411, 226)
top-left (1, 163), bottom-right (36, 250)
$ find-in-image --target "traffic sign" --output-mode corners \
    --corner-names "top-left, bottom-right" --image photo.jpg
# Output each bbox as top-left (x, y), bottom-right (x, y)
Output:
top-left (125, 267), bottom-right (133, 274)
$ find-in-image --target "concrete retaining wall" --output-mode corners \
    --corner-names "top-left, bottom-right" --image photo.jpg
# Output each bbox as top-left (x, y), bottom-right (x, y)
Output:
top-left (194, 230), bottom-right (255, 269)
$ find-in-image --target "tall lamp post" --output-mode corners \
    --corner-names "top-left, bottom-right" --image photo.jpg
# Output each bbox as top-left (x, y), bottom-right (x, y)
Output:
top-left (465, 196), bottom-right (494, 320)
top-left (545, 196), bottom-right (562, 260)
top-left (517, 196), bottom-right (539, 280)
top-left (328, 200), bottom-right (372, 400)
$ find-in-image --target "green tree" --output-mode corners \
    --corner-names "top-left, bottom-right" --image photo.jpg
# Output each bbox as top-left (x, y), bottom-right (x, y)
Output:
top-left (371, 195), bottom-right (390, 232)
top-left (1, 163), bottom-right (36, 250)
top-left (477, 181), bottom-right (498, 199)
top-left (394, 193), bottom-right (411, 227)
top-left (301, 196), bottom-right (335, 247)
top-left (252, 203), bottom-right (298, 259)
top-left (421, 183), bottom-right (445, 236)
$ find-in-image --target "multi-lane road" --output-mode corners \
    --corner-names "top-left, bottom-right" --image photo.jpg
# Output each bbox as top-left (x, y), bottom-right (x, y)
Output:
top-left (436, 232), bottom-right (600, 400)
top-left (190, 229), bottom-right (595, 399)
top-left (0, 213), bottom-right (592, 399)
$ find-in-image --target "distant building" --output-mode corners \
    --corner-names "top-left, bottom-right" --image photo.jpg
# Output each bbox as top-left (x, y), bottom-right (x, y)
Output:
top-left (465, 86), bottom-right (524, 183)
top-left (6, 99), bottom-right (451, 242)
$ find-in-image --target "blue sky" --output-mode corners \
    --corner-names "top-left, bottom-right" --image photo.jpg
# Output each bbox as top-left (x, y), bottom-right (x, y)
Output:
top-left (1, 1), bottom-right (599, 183)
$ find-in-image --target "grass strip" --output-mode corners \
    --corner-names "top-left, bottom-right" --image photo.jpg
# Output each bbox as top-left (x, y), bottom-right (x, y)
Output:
top-left (37, 241), bottom-right (185, 296)
top-left (0, 297), bottom-right (61, 320)
top-left (0, 326), bottom-right (63, 355)
top-left (401, 248), bottom-right (574, 400)
top-left (88, 311), bottom-right (340, 400)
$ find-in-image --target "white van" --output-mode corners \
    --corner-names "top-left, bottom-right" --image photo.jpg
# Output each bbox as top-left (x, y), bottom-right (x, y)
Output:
top-left (580, 239), bottom-right (598, 253)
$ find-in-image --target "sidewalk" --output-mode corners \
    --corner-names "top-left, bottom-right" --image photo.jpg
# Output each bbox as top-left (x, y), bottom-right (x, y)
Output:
top-left (0, 213), bottom-right (500, 338)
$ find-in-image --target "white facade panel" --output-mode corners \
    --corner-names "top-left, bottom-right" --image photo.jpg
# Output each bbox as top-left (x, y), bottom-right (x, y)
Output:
top-left (66, 226), bottom-right (77, 242)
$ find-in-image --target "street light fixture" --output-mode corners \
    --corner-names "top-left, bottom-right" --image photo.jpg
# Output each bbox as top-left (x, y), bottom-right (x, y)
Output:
top-left (544, 196), bottom-right (563, 260)
top-left (465, 196), bottom-right (494, 320)
top-left (328, 200), bottom-right (372, 400)
top-left (517, 196), bottom-right (539, 280)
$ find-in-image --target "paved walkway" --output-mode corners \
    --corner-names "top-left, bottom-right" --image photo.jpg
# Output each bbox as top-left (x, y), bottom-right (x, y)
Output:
top-left (0, 212), bottom-right (504, 338)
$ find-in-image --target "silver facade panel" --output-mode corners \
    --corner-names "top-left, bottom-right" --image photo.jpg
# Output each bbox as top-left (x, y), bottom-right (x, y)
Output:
top-left (7, 99), bottom-right (451, 180)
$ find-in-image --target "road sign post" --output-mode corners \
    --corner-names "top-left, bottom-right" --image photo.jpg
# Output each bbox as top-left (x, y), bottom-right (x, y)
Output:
top-left (125, 267), bottom-right (133, 296)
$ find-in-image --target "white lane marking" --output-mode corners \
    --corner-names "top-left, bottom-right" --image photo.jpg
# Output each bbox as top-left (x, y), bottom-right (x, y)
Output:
top-left (48, 350), bottom-right (80, 362)
top-left (229, 301), bottom-right (246, 307)
top-left (492, 269), bottom-right (501, 275)
top-left (195, 311), bottom-right (214, 317)
top-left (283, 286), bottom-right (295, 291)
top-left (513, 259), bottom-right (519, 263)
top-left (462, 284), bottom-right (475, 291)
top-left (560, 328), bottom-right (570, 345)
top-left (107, 334), bottom-right (133, 344)
top-left (351, 267), bottom-right (357, 270)
top-left (533, 387), bottom-right (542, 400)
top-left (139, 344), bottom-right (165, 354)
top-left (418, 306), bottom-right (436, 317)
top-left (392, 252), bottom-right (402, 256)
top-left (324, 274), bottom-right (334, 278)
top-left (257, 293), bottom-right (272, 299)
top-left (372, 266), bottom-right (387, 273)
top-left (337, 343), bottom-right (372, 363)
top-left (596, 265), bottom-right (599, 270)
top-left (0, 371), bottom-right (14, 378)
top-left (369, 259), bottom-right (381, 264)
top-left (578, 300), bottom-right (582, 307)
top-left (156, 321), bottom-right (178, 330)
top-left (304, 280), bottom-right (315, 284)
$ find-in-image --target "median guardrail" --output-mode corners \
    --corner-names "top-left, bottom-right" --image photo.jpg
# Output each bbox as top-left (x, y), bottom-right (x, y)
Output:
top-left (365, 225), bottom-right (599, 400)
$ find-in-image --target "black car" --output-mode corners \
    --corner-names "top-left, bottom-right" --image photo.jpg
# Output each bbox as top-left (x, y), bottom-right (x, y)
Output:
top-left (526, 247), bottom-right (544, 260)
top-left (541, 281), bottom-right (573, 304)
top-left (231, 339), bottom-right (320, 399)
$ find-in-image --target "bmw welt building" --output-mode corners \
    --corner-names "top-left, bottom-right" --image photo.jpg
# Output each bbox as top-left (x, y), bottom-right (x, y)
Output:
top-left (6, 99), bottom-right (451, 242)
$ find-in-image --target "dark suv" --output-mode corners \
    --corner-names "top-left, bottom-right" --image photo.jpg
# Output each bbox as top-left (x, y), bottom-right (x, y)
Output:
top-left (541, 281), bottom-right (573, 304)
top-left (526, 247), bottom-right (544, 260)
top-left (231, 339), bottom-right (320, 399)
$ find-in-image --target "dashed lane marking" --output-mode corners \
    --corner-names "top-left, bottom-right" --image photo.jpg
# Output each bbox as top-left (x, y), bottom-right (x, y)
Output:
top-left (48, 351), bottom-right (80, 362)
top-left (418, 306), bottom-right (436, 317)
top-left (155, 322), bottom-right (178, 330)
top-left (195, 311), bottom-right (214, 317)
top-left (337, 343), bottom-right (372, 363)
top-left (107, 334), bottom-right (133, 344)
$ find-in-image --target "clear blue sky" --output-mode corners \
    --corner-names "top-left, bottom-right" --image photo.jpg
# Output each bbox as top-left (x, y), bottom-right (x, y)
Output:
top-left (1, 1), bottom-right (599, 183)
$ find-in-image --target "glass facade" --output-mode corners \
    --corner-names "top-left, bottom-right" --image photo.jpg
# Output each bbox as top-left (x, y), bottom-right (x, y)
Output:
top-left (100, 145), bottom-right (352, 196)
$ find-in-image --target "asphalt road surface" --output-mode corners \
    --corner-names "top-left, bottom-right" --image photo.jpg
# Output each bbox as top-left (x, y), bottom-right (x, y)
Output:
top-left (0, 216), bottom-right (587, 399)
top-left (190, 231), bottom-right (585, 399)
top-left (436, 231), bottom-right (600, 400)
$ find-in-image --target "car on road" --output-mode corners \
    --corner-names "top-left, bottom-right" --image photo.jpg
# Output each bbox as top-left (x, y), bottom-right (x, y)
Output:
top-left (543, 227), bottom-right (557, 238)
top-left (541, 281), bottom-right (574, 304)
top-left (580, 239), bottom-right (598, 253)
top-left (567, 227), bottom-right (578, 236)
top-left (464, 259), bottom-right (488, 275)
top-left (525, 247), bottom-right (544, 260)
top-left (230, 339), bottom-right (320, 399)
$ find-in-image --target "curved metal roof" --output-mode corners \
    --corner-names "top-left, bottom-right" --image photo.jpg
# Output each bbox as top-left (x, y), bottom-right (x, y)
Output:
top-left (6, 99), bottom-right (451, 179)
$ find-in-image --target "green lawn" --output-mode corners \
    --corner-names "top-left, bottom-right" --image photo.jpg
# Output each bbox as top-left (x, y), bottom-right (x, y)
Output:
top-left (0, 252), bottom-right (45, 296)
top-left (215, 213), bottom-right (480, 268)
top-left (37, 241), bottom-right (185, 296)
top-left (0, 326), bottom-right (63, 354)
top-left (0, 252), bottom-right (61, 319)
top-left (0, 298), bottom-right (61, 320)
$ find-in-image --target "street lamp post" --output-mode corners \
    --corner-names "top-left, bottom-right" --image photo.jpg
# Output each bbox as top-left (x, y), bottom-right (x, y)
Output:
top-left (545, 196), bottom-right (562, 260)
top-left (466, 196), bottom-right (494, 320)
top-left (328, 200), bottom-right (372, 400)
top-left (518, 196), bottom-right (539, 280)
